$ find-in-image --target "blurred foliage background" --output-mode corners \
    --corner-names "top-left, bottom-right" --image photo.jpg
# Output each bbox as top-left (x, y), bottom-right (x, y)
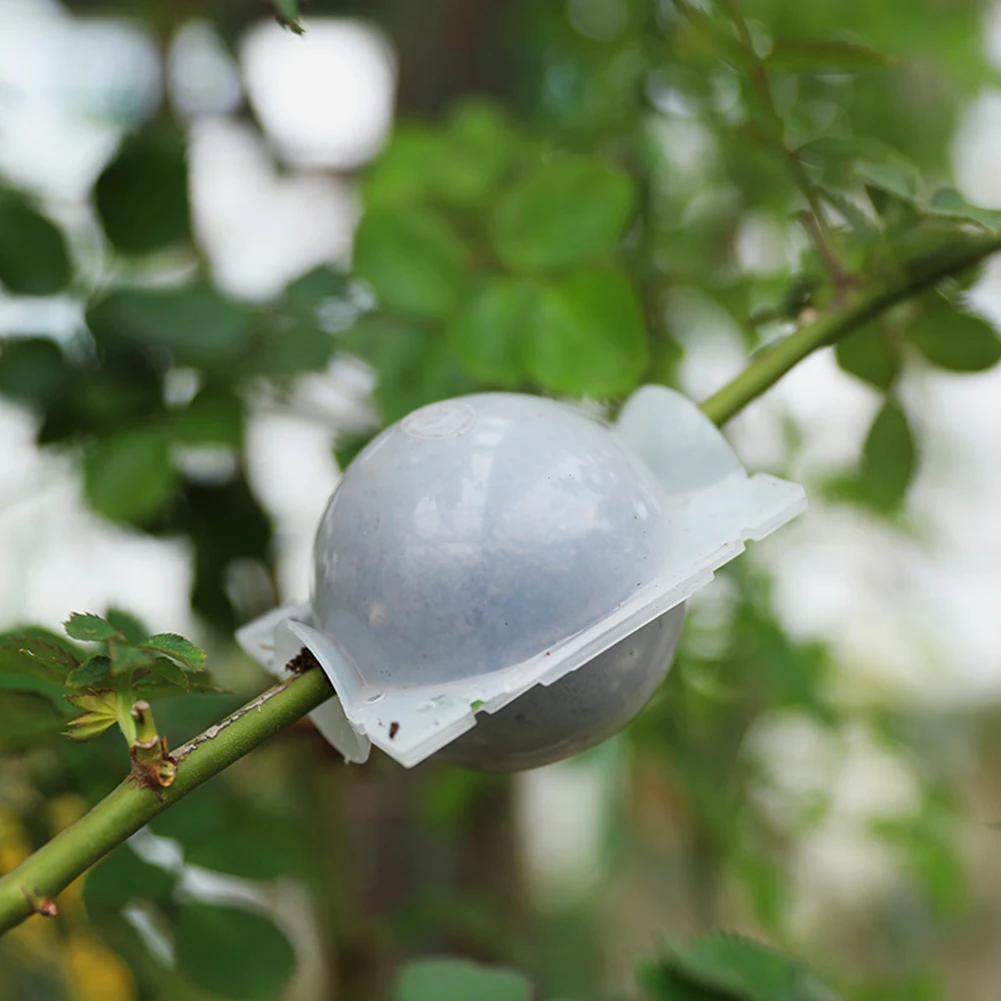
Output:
top-left (3, 0), bottom-right (1001, 998)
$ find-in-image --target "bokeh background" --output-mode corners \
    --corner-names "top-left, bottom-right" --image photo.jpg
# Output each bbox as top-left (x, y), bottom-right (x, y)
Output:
top-left (3, 0), bottom-right (1001, 998)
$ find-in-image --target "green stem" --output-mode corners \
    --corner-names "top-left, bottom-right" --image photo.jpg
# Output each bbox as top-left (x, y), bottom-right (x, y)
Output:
top-left (1, 234), bottom-right (999, 938)
top-left (0, 667), bottom-right (332, 935)
top-left (725, 0), bottom-right (851, 292)
top-left (700, 234), bottom-right (1001, 424)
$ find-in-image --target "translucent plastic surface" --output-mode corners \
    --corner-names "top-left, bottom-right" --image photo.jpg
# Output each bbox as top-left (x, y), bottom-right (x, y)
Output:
top-left (311, 394), bottom-right (676, 688)
top-left (236, 385), bottom-right (807, 769)
top-left (440, 605), bottom-right (686, 772)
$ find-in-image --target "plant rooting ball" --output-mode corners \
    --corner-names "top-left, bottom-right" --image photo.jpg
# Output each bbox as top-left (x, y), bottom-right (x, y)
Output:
top-left (237, 387), bottom-right (806, 771)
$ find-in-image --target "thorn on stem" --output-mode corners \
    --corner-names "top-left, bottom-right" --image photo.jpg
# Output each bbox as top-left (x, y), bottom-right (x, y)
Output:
top-left (21, 886), bottom-right (58, 918)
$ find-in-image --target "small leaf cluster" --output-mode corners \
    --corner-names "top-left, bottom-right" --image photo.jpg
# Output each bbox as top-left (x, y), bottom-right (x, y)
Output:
top-left (344, 98), bottom-right (648, 428)
top-left (0, 609), bottom-right (220, 752)
top-left (0, 119), bottom-right (347, 630)
top-left (388, 935), bottom-right (841, 1001)
top-left (0, 189), bottom-right (71, 296)
top-left (813, 167), bottom-right (1001, 514)
top-left (638, 933), bottom-right (840, 1001)
top-left (71, 777), bottom-right (326, 999)
top-left (392, 957), bottom-right (533, 1001)
top-left (84, 842), bottom-right (294, 1000)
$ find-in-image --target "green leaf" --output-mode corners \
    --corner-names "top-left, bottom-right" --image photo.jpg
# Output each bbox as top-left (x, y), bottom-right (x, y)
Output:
top-left (431, 99), bottom-right (522, 210)
top-left (342, 317), bottom-right (475, 423)
top-left (909, 294), bottom-right (1001, 372)
top-left (257, 321), bottom-right (334, 375)
top-left (64, 714), bottom-right (117, 741)
top-left (447, 277), bottom-right (537, 387)
top-left (667, 935), bottom-right (840, 1001)
top-left (83, 843), bottom-right (178, 960)
top-left (110, 645), bottom-right (157, 675)
top-left (854, 161), bottom-right (918, 203)
top-left (362, 102), bottom-right (519, 213)
top-left (134, 666), bottom-right (224, 697)
top-left (766, 38), bottom-right (902, 71)
top-left (0, 189), bottom-right (72, 295)
top-left (64, 690), bottom-right (119, 741)
top-left (801, 141), bottom-right (917, 202)
top-left (926, 189), bottom-right (1001, 232)
top-left (637, 959), bottom-right (735, 1000)
top-left (64, 612), bottom-right (120, 643)
top-left (393, 958), bottom-right (532, 1001)
top-left (149, 782), bottom-right (227, 842)
top-left (372, 329), bottom-right (474, 421)
top-left (353, 207), bottom-right (468, 318)
top-left (176, 903), bottom-right (296, 1000)
top-left (183, 827), bottom-right (304, 880)
top-left (525, 267), bottom-right (648, 397)
top-left (282, 264), bottom-right (348, 314)
top-left (174, 474), bottom-right (272, 633)
top-left (83, 427), bottom-right (176, 525)
top-left (799, 137), bottom-right (910, 165)
top-left (87, 283), bottom-right (251, 369)
top-left (860, 401), bottom-right (915, 512)
top-left (0, 690), bottom-right (64, 752)
top-left (140, 633), bottom-right (206, 671)
top-left (0, 666), bottom-right (61, 703)
top-left (835, 326), bottom-right (899, 389)
top-left (173, 392), bottom-right (244, 447)
top-left (0, 338), bottom-right (71, 406)
top-left (0, 628), bottom-right (82, 687)
top-left (115, 688), bottom-right (139, 744)
top-left (182, 840), bottom-right (283, 880)
top-left (138, 655), bottom-right (187, 690)
top-left (271, 0), bottom-right (304, 34)
top-left (362, 125), bottom-right (443, 210)
top-left (105, 608), bottom-right (150, 645)
top-left (148, 781), bottom-right (305, 879)
top-left (494, 157), bottom-right (636, 271)
top-left (84, 842), bottom-right (177, 914)
top-left (95, 129), bottom-right (190, 255)
top-left (640, 936), bottom-right (840, 1001)
top-left (66, 655), bottom-right (113, 689)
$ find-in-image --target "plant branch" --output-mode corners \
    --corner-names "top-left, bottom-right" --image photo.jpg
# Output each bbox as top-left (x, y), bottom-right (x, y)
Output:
top-left (0, 667), bottom-right (333, 936)
top-left (700, 233), bottom-right (1001, 424)
top-left (725, 0), bottom-right (853, 294)
top-left (1, 234), bottom-right (1000, 938)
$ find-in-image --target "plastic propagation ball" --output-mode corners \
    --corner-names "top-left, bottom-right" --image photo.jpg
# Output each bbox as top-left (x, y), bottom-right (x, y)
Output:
top-left (237, 386), bottom-right (806, 771)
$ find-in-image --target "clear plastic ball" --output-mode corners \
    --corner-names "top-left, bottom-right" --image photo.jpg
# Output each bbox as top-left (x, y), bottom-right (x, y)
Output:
top-left (312, 393), bottom-right (675, 687)
top-left (308, 392), bottom-right (682, 770)
top-left (439, 606), bottom-right (685, 772)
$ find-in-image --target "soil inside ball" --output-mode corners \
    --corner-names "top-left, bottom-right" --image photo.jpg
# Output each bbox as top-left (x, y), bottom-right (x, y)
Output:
top-left (438, 605), bottom-right (686, 773)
